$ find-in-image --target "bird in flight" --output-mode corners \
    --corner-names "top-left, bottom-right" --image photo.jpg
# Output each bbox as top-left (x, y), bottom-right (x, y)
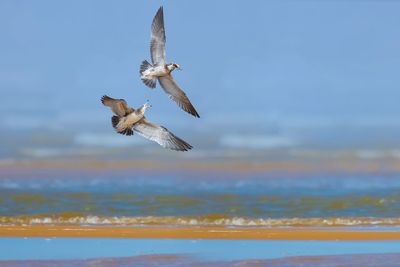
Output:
top-left (101, 95), bottom-right (192, 151)
top-left (140, 6), bottom-right (200, 118)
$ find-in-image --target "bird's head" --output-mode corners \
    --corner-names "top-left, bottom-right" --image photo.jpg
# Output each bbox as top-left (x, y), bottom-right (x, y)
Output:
top-left (167, 63), bottom-right (182, 71)
top-left (143, 101), bottom-right (152, 111)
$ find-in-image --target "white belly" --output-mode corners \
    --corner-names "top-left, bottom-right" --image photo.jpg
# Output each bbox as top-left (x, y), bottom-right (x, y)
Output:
top-left (141, 65), bottom-right (168, 79)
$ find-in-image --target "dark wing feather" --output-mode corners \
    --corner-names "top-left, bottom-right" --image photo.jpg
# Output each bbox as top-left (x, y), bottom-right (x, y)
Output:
top-left (150, 6), bottom-right (166, 65)
top-left (158, 76), bottom-right (200, 118)
top-left (101, 95), bottom-right (134, 117)
top-left (133, 118), bottom-right (192, 151)
top-left (119, 128), bottom-right (134, 136)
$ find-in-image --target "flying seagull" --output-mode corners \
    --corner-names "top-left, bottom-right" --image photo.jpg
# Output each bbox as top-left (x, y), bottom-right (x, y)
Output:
top-left (101, 95), bottom-right (192, 151)
top-left (139, 6), bottom-right (200, 118)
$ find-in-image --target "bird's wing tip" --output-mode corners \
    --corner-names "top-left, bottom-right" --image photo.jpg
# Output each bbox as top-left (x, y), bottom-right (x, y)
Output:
top-left (101, 95), bottom-right (108, 104)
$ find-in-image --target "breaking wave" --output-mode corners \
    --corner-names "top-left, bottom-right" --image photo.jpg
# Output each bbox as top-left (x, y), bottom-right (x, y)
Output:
top-left (2, 214), bottom-right (400, 227)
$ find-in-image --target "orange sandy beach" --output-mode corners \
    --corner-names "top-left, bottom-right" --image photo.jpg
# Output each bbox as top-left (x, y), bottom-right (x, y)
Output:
top-left (2, 225), bottom-right (400, 240)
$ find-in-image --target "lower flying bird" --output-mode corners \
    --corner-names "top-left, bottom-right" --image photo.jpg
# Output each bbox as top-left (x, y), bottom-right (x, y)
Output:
top-left (139, 6), bottom-right (200, 118)
top-left (101, 95), bottom-right (192, 151)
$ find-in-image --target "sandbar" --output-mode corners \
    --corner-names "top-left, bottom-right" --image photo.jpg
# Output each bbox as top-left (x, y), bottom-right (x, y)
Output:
top-left (1, 225), bottom-right (400, 240)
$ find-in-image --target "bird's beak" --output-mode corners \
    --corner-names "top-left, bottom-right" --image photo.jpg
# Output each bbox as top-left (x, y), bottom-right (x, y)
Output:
top-left (177, 67), bottom-right (182, 71)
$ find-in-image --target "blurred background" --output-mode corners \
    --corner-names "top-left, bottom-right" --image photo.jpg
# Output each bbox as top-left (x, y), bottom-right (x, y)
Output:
top-left (1, 0), bottom-right (400, 162)
top-left (3, 4), bottom-right (400, 261)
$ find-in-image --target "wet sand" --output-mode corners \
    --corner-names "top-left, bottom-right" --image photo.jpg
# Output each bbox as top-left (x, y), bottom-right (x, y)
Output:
top-left (2, 225), bottom-right (400, 240)
top-left (3, 253), bottom-right (400, 267)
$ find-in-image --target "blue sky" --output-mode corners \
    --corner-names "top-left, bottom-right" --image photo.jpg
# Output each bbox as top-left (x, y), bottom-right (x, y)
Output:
top-left (1, 0), bottom-right (400, 132)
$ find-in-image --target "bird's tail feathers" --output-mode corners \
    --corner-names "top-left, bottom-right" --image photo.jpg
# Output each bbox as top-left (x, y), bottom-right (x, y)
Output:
top-left (140, 60), bottom-right (152, 74)
top-left (111, 116), bottom-right (119, 128)
top-left (140, 60), bottom-right (156, 89)
top-left (112, 116), bottom-right (134, 136)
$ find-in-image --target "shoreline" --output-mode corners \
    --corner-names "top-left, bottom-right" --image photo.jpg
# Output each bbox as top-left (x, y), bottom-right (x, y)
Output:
top-left (2, 225), bottom-right (400, 240)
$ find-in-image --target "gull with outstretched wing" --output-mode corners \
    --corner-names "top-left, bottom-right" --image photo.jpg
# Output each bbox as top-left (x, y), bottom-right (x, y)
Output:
top-left (101, 95), bottom-right (192, 151)
top-left (139, 6), bottom-right (200, 118)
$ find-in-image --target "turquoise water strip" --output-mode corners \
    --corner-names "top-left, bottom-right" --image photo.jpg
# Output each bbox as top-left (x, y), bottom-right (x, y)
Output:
top-left (1, 238), bottom-right (400, 261)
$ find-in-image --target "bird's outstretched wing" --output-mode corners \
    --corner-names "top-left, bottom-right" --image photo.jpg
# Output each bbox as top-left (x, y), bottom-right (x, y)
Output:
top-left (158, 76), bottom-right (200, 118)
top-left (101, 95), bottom-right (134, 117)
top-left (133, 118), bottom-right (192, 151)
top-left (150, 6), bottom-right (167, 65)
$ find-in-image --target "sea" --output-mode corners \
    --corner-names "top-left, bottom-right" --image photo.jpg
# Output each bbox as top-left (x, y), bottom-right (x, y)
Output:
top-left (2, 166), bottom-right (400, 266)
top-left (1, 169), bottom-right (400, 226)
